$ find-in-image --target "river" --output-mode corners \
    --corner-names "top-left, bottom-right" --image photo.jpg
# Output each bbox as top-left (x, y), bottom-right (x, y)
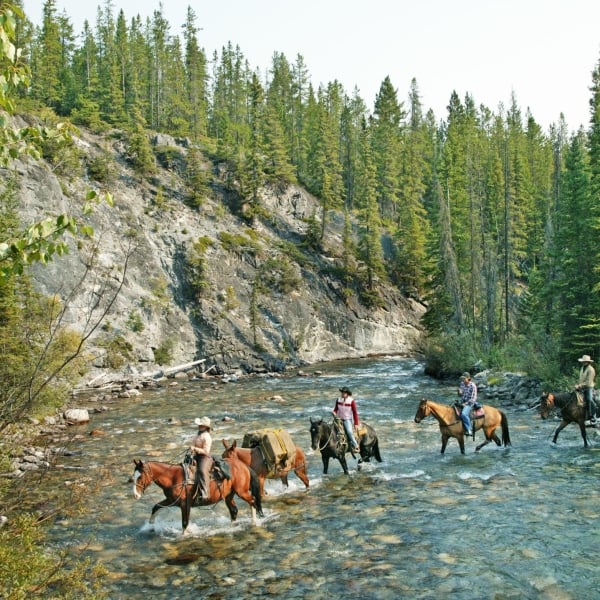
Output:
top-left (21, 357), bottom-right (600, 599)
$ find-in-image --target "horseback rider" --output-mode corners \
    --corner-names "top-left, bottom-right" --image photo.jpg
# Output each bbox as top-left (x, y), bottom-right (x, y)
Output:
top-left (332, 386), bottom-right (360, 453)
top-left (188, 416), bottom-right (212, 500)
top-left (575, 354), bottom-right (597, 424)
top-left (457, 372), bottom-right (477, 436)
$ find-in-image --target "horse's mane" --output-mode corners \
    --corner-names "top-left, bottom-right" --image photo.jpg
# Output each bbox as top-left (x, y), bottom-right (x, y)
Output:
top-left (545, 391), bottom-right (577, 406)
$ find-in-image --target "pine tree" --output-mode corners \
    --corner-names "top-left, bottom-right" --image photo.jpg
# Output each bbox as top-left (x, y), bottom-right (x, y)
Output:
top-left (370, 76), bottom-right (404, 222)
top-left (356, 118), bottom-right (385, 295)
top-left (183, 6), bottom-right (208, 140)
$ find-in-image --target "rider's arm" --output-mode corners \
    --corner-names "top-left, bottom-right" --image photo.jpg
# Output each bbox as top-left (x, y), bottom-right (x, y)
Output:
top-left (351, 400), bottom-right (359, 426)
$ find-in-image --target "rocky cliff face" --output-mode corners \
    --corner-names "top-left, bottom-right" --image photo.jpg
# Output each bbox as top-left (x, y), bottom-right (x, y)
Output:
top-left (8, 122), bottom-right (425, 379)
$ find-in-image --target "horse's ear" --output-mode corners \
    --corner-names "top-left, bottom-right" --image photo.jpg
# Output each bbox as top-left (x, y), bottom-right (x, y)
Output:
top-left (222, 438), bottom-right (230, 449)
top-left (232, 440), bottom-right (237, 448)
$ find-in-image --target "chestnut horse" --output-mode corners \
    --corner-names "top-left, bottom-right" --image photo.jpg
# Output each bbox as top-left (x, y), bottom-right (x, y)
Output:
top-left (540, 391), bottom-right (589, 448)
top-left (221, 439), bottom-right (310, 498)
top-left (414, 398), bottom-right (511, 455)
top-left (132, 456), bottom-right (263, 533)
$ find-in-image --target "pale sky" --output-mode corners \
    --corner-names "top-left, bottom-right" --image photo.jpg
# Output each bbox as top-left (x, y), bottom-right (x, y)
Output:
top-left (22, 0), bottom-right (600, 132)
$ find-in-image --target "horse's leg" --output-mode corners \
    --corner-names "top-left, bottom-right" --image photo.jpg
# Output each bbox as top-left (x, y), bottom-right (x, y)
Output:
top-left (181, 494), bottom-right (191, 534)
top-left (552, 420), bottom-right (569, 444)
top-left (321, 453), bottom-right (330, 474)
top-left (457, 434), bottom-right (465, 455)
top-left (280, 472), bottom-right (289, 488)
top-left (149, 500), bottom-right (169, 524)
top-left (225, 491), bottom-right (239, 521)
top-left (578, 421), bottom-right (589, 448)
top-left (294, 465), bottom-right (310, 489)
top-left (475, 438), bottom-right (491, 452)
top-left (441, 433), bottom-right (449, 454)
top-left (339, 454), bottom-right (349, 475)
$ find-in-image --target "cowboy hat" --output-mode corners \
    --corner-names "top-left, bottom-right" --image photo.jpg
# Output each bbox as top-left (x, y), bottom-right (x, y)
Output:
top-left (194, 416), bottom-right (211, 429)
top-left (461, 372), bottom-right (471, 379)
top-left (339, 386), bottom-right (352, 395)
top-left (578, 355), bottom-right (594, 363)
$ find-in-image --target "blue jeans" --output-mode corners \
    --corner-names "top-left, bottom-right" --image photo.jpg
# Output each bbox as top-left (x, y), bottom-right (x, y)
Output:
top-left (461, 404), bottom-right (473, 432)
top-left (583, 388), bottom-right (597, 419)
top-left (342, 419), bottom-right (359, 448)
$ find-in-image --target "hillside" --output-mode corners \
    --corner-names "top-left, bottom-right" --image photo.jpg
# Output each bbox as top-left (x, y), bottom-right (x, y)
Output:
top-left (8, 118), bottom-right (425, 382)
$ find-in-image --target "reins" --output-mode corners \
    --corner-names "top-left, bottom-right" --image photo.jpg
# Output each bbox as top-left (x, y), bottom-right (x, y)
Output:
top-left (315, 424), bottom-right (335, 451)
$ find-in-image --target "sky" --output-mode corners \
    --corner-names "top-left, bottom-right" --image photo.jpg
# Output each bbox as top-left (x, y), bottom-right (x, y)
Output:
top-left (22, 0), bottom-right (600, 132)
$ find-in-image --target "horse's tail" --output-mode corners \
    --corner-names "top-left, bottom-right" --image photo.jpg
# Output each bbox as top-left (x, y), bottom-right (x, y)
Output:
top-left (500, 410), bottom-right (512, 447)
top-left (248, 467), bottom-right (264, 517)
top-left (373, 438), bottom-right (382, 462)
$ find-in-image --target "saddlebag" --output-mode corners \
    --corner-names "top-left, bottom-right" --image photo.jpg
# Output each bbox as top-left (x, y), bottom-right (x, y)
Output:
top-left (242, 429), bottom-right (295, 477)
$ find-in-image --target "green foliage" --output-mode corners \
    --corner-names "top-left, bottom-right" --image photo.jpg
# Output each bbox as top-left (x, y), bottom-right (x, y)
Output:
top-left (97, 333), bottom-right (133, 369)
top-left (0, 514), bottom-right (108, 599)
top-left (126, 310), bottom-right (144, 332)
top-left (154, 145), bottom-right (185, 171)
top-left (86, 151), bottom-right (116, 186)
top-left (153, 338), bottom-right (174, 365)
top-left (218, 230), bottom-right (262, 258)
top-left (260, 257), bottom-right (301, 294)
top-left (222, 285), bottom-right (240, 310)
top-left (185, 237), bottom-right (213, 300)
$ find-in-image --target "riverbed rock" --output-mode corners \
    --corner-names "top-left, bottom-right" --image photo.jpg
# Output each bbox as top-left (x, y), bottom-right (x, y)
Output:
top-left (63, 408), bottom-right (90, 424)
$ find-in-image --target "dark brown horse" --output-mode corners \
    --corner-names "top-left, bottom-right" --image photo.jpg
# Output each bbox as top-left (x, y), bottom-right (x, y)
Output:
top-left (132, 456), bottom-right (263, 533)
top-left (309, 417), bottom-right (382, 474)
top-left (414, 398), bottom-right (511, 455)
top-left (540, 391), bottom-right (589, 448)
top-left (221, 438), bottom-right (310, 498)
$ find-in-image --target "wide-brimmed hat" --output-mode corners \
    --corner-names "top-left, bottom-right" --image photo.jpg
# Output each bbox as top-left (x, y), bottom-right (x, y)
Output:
top-left (194, 416), bottom-right (211, 429)
top-left (578, 355), bottom-right (594, 363)
top-left (339, 386), bottom-right (352, 395)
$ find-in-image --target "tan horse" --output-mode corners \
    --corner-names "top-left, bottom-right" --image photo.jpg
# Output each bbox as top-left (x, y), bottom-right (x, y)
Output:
top-left (414, 398), bottom-right (511, 454)
top-left (221, 439), bottom-right (309, 498)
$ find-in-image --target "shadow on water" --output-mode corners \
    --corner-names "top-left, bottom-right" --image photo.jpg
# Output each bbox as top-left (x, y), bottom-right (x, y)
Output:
top-left (12, 357), bottom-right (600, 598)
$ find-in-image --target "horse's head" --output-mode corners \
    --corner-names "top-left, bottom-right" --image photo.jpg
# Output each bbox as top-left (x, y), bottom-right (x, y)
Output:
top-left (309, 417), bottom-right (324, 450)
top-left (221, 439), bottom-right (237, 458)
top-left (414, 399), bottom-right (430, 423)
top-left (132, 459), bottom-right (152, 499)
top-left (540, 392), bottom-right (554, 419)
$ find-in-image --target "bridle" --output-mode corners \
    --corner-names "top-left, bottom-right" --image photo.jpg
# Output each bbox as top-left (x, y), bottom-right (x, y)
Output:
top-left (312, 421), bottom-right (334, 451)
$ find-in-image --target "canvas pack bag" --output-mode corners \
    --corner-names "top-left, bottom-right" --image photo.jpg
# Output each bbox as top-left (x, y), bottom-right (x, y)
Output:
top-left (242, 429), bottom-right (296, 477)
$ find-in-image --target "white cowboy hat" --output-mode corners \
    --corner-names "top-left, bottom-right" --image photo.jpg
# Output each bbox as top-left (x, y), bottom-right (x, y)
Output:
top-left (578, 355), bottom-right (594, 362)
top-left (194, 416), bottom-right (211, 429)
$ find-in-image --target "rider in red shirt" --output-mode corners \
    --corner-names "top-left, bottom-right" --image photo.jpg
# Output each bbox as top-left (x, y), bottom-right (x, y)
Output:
top-left (333, 386), bottom-right (360, 452)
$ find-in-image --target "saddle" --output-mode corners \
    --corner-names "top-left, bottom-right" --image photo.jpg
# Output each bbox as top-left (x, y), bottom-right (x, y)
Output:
top-left (332, 417), bottom-right (360, 451)
top-left (453, 403), bottom-right (485, 419)
top-left (182, 455), bottom-right (231, 485)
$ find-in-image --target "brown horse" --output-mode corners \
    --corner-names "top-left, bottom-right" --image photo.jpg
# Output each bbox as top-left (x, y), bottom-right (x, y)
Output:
top-left (540, 391), bottom-right (589, 448)
top-left (221, 439), bottom-right (309, 498)
top-left (132, 456), bottom-right (263, 533)
top-left (414, 398), bottom-right (511, 455)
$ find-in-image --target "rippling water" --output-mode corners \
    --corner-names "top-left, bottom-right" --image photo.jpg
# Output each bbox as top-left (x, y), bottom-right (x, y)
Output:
top-left (20, 357), bottom-right (600, 598)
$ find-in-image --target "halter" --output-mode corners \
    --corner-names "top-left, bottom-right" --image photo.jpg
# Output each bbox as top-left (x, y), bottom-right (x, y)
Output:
top-left (313, 422), bottom-right (335, 451)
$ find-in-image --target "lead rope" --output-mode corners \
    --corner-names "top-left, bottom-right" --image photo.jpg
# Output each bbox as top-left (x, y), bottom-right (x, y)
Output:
top-left (316, 425), bottom-right (335, 451)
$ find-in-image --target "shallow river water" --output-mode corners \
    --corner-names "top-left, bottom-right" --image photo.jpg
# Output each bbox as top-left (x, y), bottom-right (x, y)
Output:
top-left (23, 357), bottom-right (600, 599)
